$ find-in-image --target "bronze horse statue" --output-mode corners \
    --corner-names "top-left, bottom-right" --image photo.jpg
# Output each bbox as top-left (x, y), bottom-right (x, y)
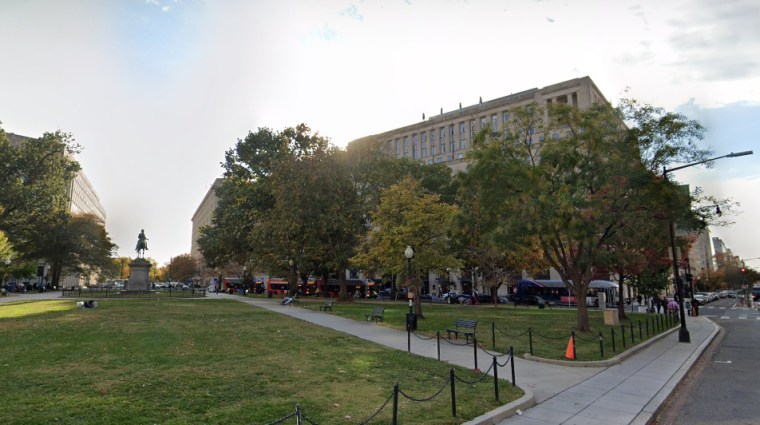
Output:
top-left (135, 229), bottom-right (148, 258)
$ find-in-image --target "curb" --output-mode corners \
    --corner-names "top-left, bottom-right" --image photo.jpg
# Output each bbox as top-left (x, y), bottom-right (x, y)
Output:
top-left (462, 389), bottom-right (535, 425)
top-left (523, 325), bottom-right (680, 367)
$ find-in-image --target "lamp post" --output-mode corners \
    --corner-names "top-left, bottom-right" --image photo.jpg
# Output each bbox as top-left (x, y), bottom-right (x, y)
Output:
top-left (405, 246), bottom-right (414, 314)
top-left (664, 150), bottom-right (753, 343)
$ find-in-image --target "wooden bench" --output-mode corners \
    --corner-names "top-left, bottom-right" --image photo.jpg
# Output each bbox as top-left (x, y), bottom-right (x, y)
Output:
top-left (365, 307), bottom-right (385, 323)
top-left (446, 319), bottom-right (478, 343)
top-left (319, 300), bottom-right (334, 311)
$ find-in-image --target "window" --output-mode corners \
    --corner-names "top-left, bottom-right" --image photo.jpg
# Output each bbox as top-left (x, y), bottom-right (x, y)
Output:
top-left (403, 136), bottom-right (409, 157)
top-left (430, 129), bottom-right (436, 144)
top-left (436, 156), bottom-right (443, 163)
top-left (552, 132), bottom-right (561, 140)
top-left (412, 134), bottom-right (418, 160)
top-left (440, 127), bottom-right (446, 153)
top-left (451, 138), bottom-right (455, 153)
top-left (502, 111), bottom-right (509, 125)
top-left (480, 117), bottom-right (487, 129)
top-left (447, 155), bottom-right (453, 161)
top-left (470, 119), bottom-right (476, 138)
top-left (395, 139), bottom-right (400, 157)
top-left (492, 114), bottom-right (498, 129)
top-left (459, 122), bottom-right (466, 138)
top-left (449, 124), bottom-right (455, 139)
top-left (457, 152), bottom-right (464, 159)
top-left (428, 159), bottom-right (433, 164)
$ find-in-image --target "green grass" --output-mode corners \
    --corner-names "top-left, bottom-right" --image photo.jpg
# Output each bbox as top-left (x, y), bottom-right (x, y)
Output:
top-left (296, 298), bottom-right (678, 361)
top-left (0, 299), bottom-right (522, 424)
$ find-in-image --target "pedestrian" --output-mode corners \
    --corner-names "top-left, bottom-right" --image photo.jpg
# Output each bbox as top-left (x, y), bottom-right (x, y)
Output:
top-left (653, 295), bottom-right (661, 314)
top-left (637, 294), bottom-right (642, 305)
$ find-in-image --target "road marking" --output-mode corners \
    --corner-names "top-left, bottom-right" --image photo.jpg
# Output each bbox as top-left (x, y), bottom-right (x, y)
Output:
top-left (738, 316), bottom-right (747, 320)
top-left (714, 360), bottom-right (732, 364)
top-left (721, 316), bottom-right (730, 319)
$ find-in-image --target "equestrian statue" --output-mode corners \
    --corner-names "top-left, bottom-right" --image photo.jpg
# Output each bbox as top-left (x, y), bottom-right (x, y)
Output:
top-left (135, 229), bottom-right (148, 258)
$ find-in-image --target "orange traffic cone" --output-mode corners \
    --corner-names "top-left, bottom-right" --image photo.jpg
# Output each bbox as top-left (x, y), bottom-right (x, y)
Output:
top-left (565, 336), bottom-right (575, 360)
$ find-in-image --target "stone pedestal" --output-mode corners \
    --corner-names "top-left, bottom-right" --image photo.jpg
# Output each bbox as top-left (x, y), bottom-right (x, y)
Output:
top-left (127, 259), bottom-right (152, 291)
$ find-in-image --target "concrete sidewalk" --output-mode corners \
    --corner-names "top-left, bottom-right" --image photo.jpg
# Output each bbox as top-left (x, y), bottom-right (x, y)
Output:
top-left (2, 292), bottom-right (717, 424)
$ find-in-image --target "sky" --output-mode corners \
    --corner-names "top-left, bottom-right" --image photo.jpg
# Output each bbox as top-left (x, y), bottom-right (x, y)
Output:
top-left (1, 0), bottom-right (758, 269)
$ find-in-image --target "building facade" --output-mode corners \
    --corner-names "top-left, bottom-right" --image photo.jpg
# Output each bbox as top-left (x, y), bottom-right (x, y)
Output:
top-left (347, 76), bottom-right (608, 173)
top-left (190, 178), bottom-right (222, 285)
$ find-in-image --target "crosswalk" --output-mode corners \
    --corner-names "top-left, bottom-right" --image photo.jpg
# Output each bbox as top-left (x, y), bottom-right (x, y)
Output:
top-left (700, 305), bottom-right (760, 321)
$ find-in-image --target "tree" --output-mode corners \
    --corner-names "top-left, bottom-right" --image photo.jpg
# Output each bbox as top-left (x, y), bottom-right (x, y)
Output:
top-left (0, 128), bottom-right (81, 259)
top-left (352, 177), bottom-right (461, 317)
top-left (466, 99), bottom-right (708, 332)
top-left (167, 254), bottom-right (198, 283)
top-left (24, 212), bottom-right (116, 287)
top-left (454, 172), bottom-right (547, 305)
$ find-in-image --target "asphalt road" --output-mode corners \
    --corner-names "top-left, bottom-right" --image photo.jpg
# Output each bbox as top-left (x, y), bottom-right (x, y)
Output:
top-left (653, 297), bottom-right (760, 425)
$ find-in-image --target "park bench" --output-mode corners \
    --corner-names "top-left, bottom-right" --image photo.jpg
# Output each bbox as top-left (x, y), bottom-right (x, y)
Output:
top-left (365, 307), bottom-right (385, 323)
top-left (319, 300), bottom-right (334, 312)
top-left (446, 319), bottom-right (478, 343)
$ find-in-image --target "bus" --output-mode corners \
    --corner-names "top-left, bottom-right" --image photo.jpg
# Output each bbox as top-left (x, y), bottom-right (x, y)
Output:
top-left (515, 279), bottom-right (619, 307)
top-left (266, 278), bottom-right (289, 296)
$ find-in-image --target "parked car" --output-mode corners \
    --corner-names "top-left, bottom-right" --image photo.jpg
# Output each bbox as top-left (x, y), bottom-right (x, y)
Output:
top-left (509, 294), bottom-right (545, 306)
top-left (693, 294), bottom-right (707, 305)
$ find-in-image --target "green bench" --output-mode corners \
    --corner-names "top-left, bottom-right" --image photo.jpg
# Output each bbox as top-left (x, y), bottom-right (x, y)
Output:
top-left (319, 300), bottom-right (334, 311)
top-left (446, 319), bottom-right (478, 343)
top-left (365, 307), bottom-right (385, 323)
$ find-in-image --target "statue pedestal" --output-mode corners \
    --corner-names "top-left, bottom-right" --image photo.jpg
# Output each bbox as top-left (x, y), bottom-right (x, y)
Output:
top-left (127, 259), bottom-right (152, 291)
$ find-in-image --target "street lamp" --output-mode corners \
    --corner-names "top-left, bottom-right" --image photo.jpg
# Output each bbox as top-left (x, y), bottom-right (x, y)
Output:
top-left (405, 246), bottom-right (414, 314)
top-left (664, 150), bottom-right (753, 343)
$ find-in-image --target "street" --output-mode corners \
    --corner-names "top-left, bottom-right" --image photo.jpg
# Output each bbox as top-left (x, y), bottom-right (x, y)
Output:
top-left (654, 297), bottom-right (760, 425)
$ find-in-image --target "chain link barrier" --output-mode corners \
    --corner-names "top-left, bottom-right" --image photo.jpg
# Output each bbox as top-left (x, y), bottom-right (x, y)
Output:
top-left (495, 352), bottom-right (513, 368)
top-left (476, 340), bottom-right (513, 358)
top-left (411, 331), bottom-right (437, 341)
top-left (454, 362), bottom-right (495, 385)
top-left (493, 325), bottom-right (530, 338)
top-left (398, 376), bottom-right (452, 402)
top-left (356, 390), bottom-right (394, 425)
top-left (262, 411), bottom-right (297, 425)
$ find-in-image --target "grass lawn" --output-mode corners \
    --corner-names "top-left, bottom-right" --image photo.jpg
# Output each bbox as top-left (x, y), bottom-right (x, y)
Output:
top-left (0, 299), bottom-right (521, 424)
top-left (294, 297), bottom-right (678, 361)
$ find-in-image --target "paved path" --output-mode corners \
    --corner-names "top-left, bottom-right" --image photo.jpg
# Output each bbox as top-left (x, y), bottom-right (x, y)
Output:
top-left (1, 291), bottom-right (718, 424)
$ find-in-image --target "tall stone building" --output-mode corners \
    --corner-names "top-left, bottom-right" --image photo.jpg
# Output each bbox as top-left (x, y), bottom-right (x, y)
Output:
top-left (347, 76), bottom-right (608, 173)
top-left (190, 178), bottom-right (222, 286)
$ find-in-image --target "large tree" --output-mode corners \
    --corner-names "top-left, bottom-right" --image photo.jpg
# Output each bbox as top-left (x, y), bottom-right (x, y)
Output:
top-left (352, 177), bottom-right (461, 317)
top-left (466, 99), bottom-right (708, 331)
top-left (0, 128), bottom-right (81, 258)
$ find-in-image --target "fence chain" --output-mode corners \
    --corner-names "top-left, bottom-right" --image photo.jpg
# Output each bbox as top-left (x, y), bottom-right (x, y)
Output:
top-left (356, 390), bottom-right (394, 425)
top-left (454, 362), bottom-right (495, 385)
top-left (495, 353), bottom-right (513, 368)
top-left (573, 332), bottom-right (598, 343)
top-left (440, 336), bottom-right (472, 346)
top-left (397, 377), bottom-right (452, 402)
top-left (412, 331), bottom-right (437, 341)
top-left (302, 414), bottom-right (319, 425)
top-left (476, 341), bottom-right (513, 358)
top-left (532, 331), bottom-right (568, 341)
top-left (493, 326), bottom-right (530, 337)
top-left (262, 411), bottom-right (297, 425)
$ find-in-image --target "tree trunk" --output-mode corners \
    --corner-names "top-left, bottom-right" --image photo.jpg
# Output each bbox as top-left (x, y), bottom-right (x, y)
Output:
top-left (617, 273), bottom-right (628, 321)
top-left (338, 272), bottom-right (349, 301)
top-left (287, 262), bottom-right (298, 296)
top-left (413, 284), bottom-right (424, 319)
top-left (576, 296), bottom-right (590, 332)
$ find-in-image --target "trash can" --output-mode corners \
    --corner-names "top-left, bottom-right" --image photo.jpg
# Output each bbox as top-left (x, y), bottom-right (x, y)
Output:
top-left (537, 297), bottom-right (546, 309)
top-left (406, 313), bottom-right (418, 331)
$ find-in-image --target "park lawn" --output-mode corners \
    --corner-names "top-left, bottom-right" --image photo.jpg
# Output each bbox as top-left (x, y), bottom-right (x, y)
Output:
top-left (297, 298), bottom-right (677, 361)
top-left (0, 299), bottom-right (521, 425)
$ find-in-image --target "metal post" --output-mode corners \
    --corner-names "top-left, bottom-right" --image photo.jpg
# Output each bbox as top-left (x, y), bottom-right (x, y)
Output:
top-left (528, 328), bottom-right (533, 355)
top-left (473, 337), bottom-right (479, 371)
top-left (646, 317), bottom-right (650, 337)
top-left (450, 369), bottom-right (456, 418)
top-left (295, 404), bottom-right (302, 425)
top-left (599, 331), bottom-right (604, 358)
top-left (393, 383), bottom-right (399, 424)
top-left (621, 325), bottom-right (626, 348)
top-left (571, 330), bottom-right (576, 360)
top-left (492, 322), bottom-right (496, 351)
top-left (639, 321), bottom-right (643, 340)
top-left (493, 356), bottom-right (499, 402)
top-left (437, 331), bottom-right (441, 361)
top-left (407, 327), bottom-right (411, 353)
top-left (668, 212), bottom-right (690, 342)
top-left (630, 322), bottom-right (635, 344)
top-left (510, 346), bottom-right (516, 386)
top-left (611, 328), bottom-right (616, 353)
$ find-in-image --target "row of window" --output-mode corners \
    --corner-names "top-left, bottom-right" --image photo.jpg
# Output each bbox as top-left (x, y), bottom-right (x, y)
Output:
top-left (390, 111), bottom-right (512, 161)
